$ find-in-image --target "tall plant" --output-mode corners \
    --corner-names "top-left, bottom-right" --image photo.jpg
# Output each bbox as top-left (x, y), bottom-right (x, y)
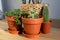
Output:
top-left (43, 5), bottom-right (50, 22)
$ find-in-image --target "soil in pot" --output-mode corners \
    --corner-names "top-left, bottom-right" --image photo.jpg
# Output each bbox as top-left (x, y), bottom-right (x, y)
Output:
top-left (41, 22), bottom-right (51, 34)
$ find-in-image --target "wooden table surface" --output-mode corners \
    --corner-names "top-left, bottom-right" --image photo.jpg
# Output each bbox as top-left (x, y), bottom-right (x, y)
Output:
top-left (0, 20), bottom-right (60, 40)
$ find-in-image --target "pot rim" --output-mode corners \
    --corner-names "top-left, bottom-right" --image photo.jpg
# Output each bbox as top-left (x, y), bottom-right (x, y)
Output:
top-left (22, 17), bottom-right (43, 24)
top-left (22, 17), bottom-right (43, 20)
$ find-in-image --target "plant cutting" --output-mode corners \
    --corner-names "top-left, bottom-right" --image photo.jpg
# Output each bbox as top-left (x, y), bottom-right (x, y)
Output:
top-left (41, 4), bottom-right (51, 34)
top-left (5, 9), bottom-right (22, 34)
top-left (21, 8), bottom-right (43, 38)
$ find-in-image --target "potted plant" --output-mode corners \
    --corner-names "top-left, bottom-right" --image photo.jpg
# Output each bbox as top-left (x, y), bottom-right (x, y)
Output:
top-left (21, 8), bottom-right (43, 38)
top-left (41, 4), bottom-right (51, 34)
top-left (5, 9), bottom-right (22, 34)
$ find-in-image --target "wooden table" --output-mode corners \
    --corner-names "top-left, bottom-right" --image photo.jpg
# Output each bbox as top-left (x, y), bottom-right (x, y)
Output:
top-left (0, 20), bottom-right (60, 40)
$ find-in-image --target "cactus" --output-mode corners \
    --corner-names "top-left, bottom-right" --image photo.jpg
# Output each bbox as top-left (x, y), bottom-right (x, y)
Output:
top-left (43, 5), bottom-right (50, 22)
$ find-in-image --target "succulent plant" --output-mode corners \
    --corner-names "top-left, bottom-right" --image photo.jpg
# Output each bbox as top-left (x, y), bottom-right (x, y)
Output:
top-left (43, 5), bottom-right (50, 22)
top-left (21, 11), bottom-right (28, 18)
top-left (21, 8), bottom-right (40, 18)
top-left (5, 9), bottom-right (21, 25)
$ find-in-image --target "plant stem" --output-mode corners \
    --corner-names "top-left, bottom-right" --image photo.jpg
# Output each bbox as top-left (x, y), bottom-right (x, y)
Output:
top-left (31, 14), bottom-right (34, 18)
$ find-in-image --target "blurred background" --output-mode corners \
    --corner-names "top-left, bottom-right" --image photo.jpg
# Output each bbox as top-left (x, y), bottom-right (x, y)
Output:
top-left (0, 0), bottom-right (60, 20)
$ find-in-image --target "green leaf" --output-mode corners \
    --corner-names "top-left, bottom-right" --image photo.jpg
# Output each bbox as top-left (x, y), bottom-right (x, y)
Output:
top-left (5, 9), bottom-right (21, 25)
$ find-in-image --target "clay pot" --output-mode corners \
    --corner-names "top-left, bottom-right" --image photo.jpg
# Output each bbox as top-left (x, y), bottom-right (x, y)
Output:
top-left (41, 22), bottom-right (51, 34)
top-left (6, 16), bottom-right (22, 34)
top-left (8, 30), bottom-right (19, 35)
top-left (6, 16), bottom-right (18, 31)
top-left (22, 17), bottom-right (43, 35)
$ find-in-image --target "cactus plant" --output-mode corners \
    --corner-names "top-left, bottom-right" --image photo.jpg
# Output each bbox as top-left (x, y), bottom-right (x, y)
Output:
top-left (43, 5), bottom-right (50, 22)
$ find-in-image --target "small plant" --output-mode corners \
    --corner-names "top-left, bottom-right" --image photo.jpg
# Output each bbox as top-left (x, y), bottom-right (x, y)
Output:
top-left (28, 8), bottom-right (39, 18)
top-left (43, 5), bottom-right (50, 22)
top-left (5, 9), bottom-right (21, 25)
top-left (21, 8), bottom-right (40, 18)
top-left (21, 11), bottom-right (28, 18)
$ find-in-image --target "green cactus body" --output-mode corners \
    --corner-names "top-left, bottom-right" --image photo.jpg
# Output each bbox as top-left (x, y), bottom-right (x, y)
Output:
top-left (43, 5), bottom-right (50, 22)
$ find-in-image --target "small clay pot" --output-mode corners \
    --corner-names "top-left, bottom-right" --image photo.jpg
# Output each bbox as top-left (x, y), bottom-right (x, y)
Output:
top-left (22, 17), bottom-right (43, 35)
top-left (6, 16), bottom-right (18, 30)
top-left (8, 27), bottom-right (17, 31)
top-left (6, 16), bottom-right (15, 21)
top-left (41, 22), bottom-right (51, 34)
top-left (6, 16), bottom-right (22, 34)
top-left (9, 30), bottom-right (19, 35)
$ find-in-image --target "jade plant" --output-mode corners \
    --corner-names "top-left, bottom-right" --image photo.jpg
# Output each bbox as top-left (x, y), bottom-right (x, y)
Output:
top-left (43, 5), bottom-right (50, 22)
top-left (5, 9), bottom-right (21, 25)
top-left (21, 8), bottom-right (40, 18)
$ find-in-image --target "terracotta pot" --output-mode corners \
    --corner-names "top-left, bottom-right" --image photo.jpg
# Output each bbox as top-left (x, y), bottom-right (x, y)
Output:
top-left (41, 22), bottom-right (51, 34)
top-left (6, 16), bottom-right (22, 34)
top-left (9, 30), bottom-right (19, 35)
top-left (6, 16), bottom-right (15, 21)
top-left (22, 17), bottom-right (43, 35)
top-left (6, 16), bottom-right (18, 31)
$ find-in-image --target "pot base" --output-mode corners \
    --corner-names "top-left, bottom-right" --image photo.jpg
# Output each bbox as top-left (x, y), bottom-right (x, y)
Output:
top-left (8, 30), bottom-right (19, 35)
top-left (41, 22), bottom-right (51, 34)
top-left (23, 32), bottom-right (40, 38)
